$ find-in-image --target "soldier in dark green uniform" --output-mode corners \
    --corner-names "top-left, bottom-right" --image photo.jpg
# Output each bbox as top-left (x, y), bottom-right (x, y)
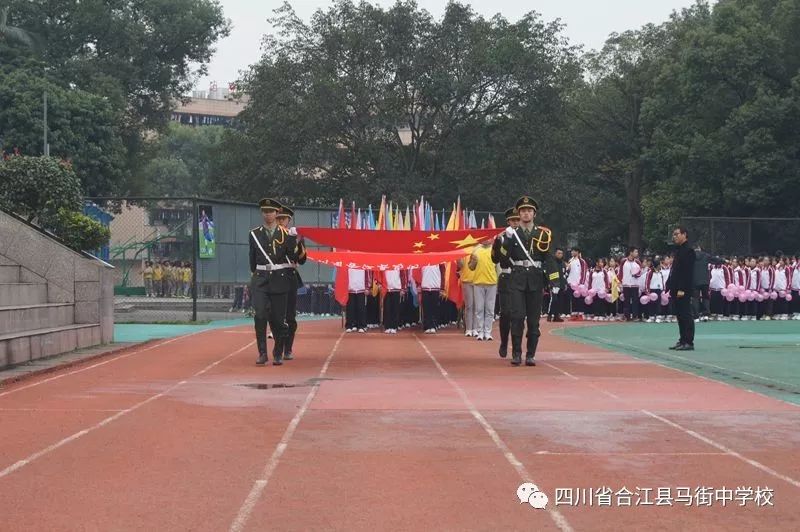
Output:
top-left (276, 205), bottom-right (307, 361)
top-left (492, 207), bottom-right (520, 359)
top-left (500, 196), bottom-right (560, 367)
top-left (250, 198), bottom-right (298, 366)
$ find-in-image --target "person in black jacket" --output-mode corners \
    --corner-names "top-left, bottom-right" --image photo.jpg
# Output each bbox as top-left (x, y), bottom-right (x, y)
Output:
top-left (667, 226), bottom-right (696, 350)
top-left (277, 206), bottom-right (307, 361)
top-left (693, 245), bottom-right (711, 321)
top-left (491, 207), bottom-right (520, 358)
top-left (548, 248), bottom-right (567, 322)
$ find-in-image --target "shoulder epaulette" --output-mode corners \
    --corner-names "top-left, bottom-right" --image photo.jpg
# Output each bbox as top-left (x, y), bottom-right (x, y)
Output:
top-left (251, 226), bottom-right (262, 232)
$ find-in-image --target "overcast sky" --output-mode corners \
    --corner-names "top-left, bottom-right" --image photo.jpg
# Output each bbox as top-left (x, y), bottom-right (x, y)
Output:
top-left (197, 0), bottom-right (703, 91)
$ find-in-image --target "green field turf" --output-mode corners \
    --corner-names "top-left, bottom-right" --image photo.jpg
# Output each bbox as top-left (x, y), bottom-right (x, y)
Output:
top-left (113, 315), bottom-right (337, 343)
top-left (560, 320), bottom-right (800, 406)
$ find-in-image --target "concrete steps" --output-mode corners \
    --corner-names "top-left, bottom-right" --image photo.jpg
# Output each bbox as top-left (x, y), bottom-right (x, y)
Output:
top-left (0, 303), bottom-right (75, 335)
top-left (0, 324), bottom-right (102, 367)
top-left (0, 283), bottom-right (48, 306)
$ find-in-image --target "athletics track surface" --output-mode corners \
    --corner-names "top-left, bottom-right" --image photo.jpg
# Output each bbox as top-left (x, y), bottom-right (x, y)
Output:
top-left (1, 319), bottom-right (798, 530)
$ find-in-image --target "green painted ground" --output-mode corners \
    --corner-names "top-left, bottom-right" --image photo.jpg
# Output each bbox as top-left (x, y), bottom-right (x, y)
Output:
top-left (113, 316), bottom-right (337, 343)
top-left (559, 320), bottom-right (800, 406)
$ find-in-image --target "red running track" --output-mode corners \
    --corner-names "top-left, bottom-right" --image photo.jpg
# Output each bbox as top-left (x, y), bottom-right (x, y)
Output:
top-left (0, 320), bottom-right (798, 531)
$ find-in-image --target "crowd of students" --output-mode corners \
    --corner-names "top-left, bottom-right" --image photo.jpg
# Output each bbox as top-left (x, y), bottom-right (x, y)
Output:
top-left (142, 260), bottom-right (193, 298)
top-left (551, 247), bottom-right (800, 323)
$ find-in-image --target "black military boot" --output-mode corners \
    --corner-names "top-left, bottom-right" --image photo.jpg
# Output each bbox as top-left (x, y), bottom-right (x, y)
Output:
top-left (272, 337), bottom-right (284, 366)
top-left (511, 352), bottom-right (522, 366)
top-left (526, 337), bottom-right (539, 366)
top-left (283, 333), bottom-right (295, 361)
top-left (255, 327), bottom-right (268, 366)
top-left (498, 344), bottom-right (508, 358)
top-left (525, 354), bottom-right (536, 366)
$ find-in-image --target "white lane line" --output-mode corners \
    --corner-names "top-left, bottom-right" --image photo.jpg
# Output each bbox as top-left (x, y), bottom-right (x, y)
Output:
top-left (641, 410), bottom-right (800, 489)
top-left (0, 340), bottom-right (254, 480)
top-left (0, 329), bottom-right (213, 399)
top-left (414, 335), bottom-right (574, 532)
top-left (229, 333), bottom-right (345, 532)
top-left (540, 361), bottom-right (621, 400)
top-left (535, 451), bottom-right (728, 456)
top-left (0, 408), bottom-right (124, 413)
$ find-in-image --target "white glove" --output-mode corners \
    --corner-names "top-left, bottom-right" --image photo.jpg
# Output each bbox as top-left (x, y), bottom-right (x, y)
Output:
top-left (505, 226), bottom-right (515, 238)
top-left (288, 227), bottom-right (298, 237)
top-left (551, 287), bottom-right (560, 295)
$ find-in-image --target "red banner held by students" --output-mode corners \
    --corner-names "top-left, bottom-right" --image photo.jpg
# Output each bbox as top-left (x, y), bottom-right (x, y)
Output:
top-left (297, 227), bottom-right (500, 253)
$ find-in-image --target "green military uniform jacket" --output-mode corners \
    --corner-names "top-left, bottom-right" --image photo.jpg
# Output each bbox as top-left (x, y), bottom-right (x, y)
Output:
top-left (249, 225), bottom-right (298, 294)
top-left (500, 225), bottom-right (560, 291)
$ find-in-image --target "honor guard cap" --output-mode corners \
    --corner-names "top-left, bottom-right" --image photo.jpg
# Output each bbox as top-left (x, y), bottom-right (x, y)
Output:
top-left (504, 208), bottom-right (520, 221)
top-left (276, 206), bottom-right (295, 219)
top-left (259, 198), bottom-right (282, 212)
top-left (515, 196), bottom-right (539, 212)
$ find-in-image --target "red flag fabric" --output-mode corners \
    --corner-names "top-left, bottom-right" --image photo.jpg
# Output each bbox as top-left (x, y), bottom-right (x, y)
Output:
top-left (334, 200), bottom-right (349, 307)
top-left (306, 249), bottom-right (467, 271)
top-left (297, 227), bottom-right (499, 253)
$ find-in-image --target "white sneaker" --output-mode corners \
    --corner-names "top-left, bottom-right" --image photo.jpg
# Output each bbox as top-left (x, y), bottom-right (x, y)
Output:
top-left (485, 335), bottom-right (493, 341)
top-left (465, 330), bottom-right (473, 337)
top-left (476, 334), bottom-right (484, 341)
top-left (346, 328), bottom-right (355, 333)
top-left (655, 317), bottom-right (663, 323)
top-left (358, 328), bottom-right (366, 333)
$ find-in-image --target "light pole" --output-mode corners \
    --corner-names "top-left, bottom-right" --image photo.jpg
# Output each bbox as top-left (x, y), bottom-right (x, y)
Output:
top-left (43, 91), bottom-right (50, 156)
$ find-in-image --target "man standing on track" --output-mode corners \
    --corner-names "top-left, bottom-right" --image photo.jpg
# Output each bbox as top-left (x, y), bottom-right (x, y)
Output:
top-left (276, 205), bottom-right (306, 361)
top-left (501, 196), bottom-right (560, 367)
top-left (250, 198), bottom-right (298, 366)
top-left (492, 207), bottom-right (519, 358)
top-left (667, 226), bottom-right (696, 351)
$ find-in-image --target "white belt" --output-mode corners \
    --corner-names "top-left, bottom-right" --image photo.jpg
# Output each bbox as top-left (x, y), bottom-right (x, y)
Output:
top-left (256, 264), bottom-right (293, 272)
top-left (512, 260), bottom-right (542, 268)
top-left (500, 268), bottom-right (511, 274)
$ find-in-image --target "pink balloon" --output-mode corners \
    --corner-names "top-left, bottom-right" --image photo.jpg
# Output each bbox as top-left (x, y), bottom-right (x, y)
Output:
top-left (756, 293), bottom-right (765, 302)
top-left (770, 291), bottom-right (778, 300)
top-left (747, 291), bottom-right (755, 301)
top-left (570, 283), bottom-right (578, 291)
top-left (725, 294), bottom-right (735, 302)
top-left (607, 294), bottom-right (614, 302)
top-left (721, 289), bottom-right (729, 298)
top-left (597, 290), bottom-right (607, 298)
top-left (787, 294), bottom-right (793, 302)
top-left (584, 296), bottom-right (594, 305)
top-left (649, 292), bottom-right (658, 302)
top-left (779, 291), bottom-right (786, 298)
top-left (573, 289), bottom-right (582, 299)
top-left (738, 294), bottom-right (747, 303)
top-left (588, 289), bottom-right (597, 297)
top-left (640, 295), bottom-right (650, 305)
top-left (660, 294), bottom-right (669, 306)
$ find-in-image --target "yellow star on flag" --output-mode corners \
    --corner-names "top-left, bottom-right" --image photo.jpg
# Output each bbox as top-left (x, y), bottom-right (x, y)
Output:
top-left (413, 241), bottom-right (426, 249)
top-left (449, 234), bottom-right (483, 249)
top-left (427, 233), bottom-right (440, 240)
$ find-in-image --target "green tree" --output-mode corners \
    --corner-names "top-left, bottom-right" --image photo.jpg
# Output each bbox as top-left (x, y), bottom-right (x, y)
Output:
top-left (139, 123), bottom-right (226, 196)
top-left (0, 3), bottom-right (41, 51)
top-left (0, 155), bottom-right (81, 225)
top-left (0, 69), bottom-right (128, 195)
top-left (221, 0), bottom-right (582, 211)
top-left (7, 0), bottom-right (230, 131)
top-left (641, 0), bottom-right (800, 245)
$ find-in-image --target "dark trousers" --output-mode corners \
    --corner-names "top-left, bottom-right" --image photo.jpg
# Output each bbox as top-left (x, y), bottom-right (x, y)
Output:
top-left (710, 290), bottom-right (724, 315)
top-left (497, 275), bottom-right (512, 347)
top-left (646, 290), bottom-right (663, 318)
top-left (622, 287), bottom-right (639, 320)
top-left (251, 274), bottom-right (289, 357)
top-left (346, 292), bottom-right (367, 330)
top-left (693, 286), bottom-right (710, 318)
top-left (383, 292), bottom-right (401, 330)
top-left (547, 289), bottom-right (562, 318)
top-left (567, 287), bottom-right (583, 314)
top-left (366, 294), bottom-right (380, 326)
top-left (591, 298), bottom-right (609, 317)
top-left (422, 290), bottom-right (440, 330)
top-left (675, 295), bottom-right (695, 346)
top-left (793, 291), bottom-right (800, 314)
top-left (510, 288), bottom-right (543, 358)
top-left (285, 277), bottom-right (299, 354)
